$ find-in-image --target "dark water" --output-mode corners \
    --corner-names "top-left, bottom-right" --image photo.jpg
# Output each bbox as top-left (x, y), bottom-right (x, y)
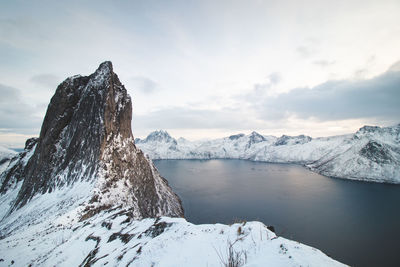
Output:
top-left (154, 159), bottom-right (400, 267)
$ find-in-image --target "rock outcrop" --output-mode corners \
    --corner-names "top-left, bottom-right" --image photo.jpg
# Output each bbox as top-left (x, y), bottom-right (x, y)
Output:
top-left (0, 61), bottom-right (183, 219)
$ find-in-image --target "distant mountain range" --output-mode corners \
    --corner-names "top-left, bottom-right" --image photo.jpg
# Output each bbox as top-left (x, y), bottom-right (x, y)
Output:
top-left (136, 124), bottom-right (400, 183)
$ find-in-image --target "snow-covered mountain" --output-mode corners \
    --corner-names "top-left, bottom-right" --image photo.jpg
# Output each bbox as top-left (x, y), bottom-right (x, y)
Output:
top-left (0, 62), bottom-right (344, 266)
top-left (0, 146), bottom-right (16, 175)
top-left (0, 61), bottom-right (183, 218)
top-left (308, 125), bottom-right (400, 183)
top-left (0, 146), bottom-right (16, 160)
top-left (136, 125), bottom-right (400, 183)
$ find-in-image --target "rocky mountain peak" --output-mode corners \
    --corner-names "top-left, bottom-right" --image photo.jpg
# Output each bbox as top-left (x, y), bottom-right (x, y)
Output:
top-left (24, 137), bottom-right (39, 151)
top-left (275, 134), bottom-right (312, 146)
top-left (357, 125), bottom-right (381, 134)
top-left (145, 130), bottom-right (176, 143)
top-left (354, 124), bottom-right (400, 141)
top-left (0, 62), bottom-right (183, 219)
top-left (228, 133), bottom-right (245, 140)
top-left (96, 60), bottom-right (113, 73)
top-left (249, 131), bottom-right (266, 141)
top-left (245, 131), bottom-right (267, 149)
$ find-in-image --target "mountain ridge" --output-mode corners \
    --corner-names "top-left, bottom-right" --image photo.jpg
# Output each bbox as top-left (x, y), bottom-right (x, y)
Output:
top-left (136, 124), bottom-right (400, 183)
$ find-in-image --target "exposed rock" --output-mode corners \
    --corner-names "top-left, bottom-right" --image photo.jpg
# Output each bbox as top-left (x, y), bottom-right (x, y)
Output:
top-left (360, 141), bottom-right (394, 164)
top-left (246, 131), bottom-right (267, 149)
top-left (274, 134), bottom-right (312, 146)
top-left (143, 130), bottom-right (177, 145)
top-left (0, 138), bottom-right (38, 193)
top-left (0, 61), bottom-right (183, 219)
top-left (228, 133), bottom-right (245, 140)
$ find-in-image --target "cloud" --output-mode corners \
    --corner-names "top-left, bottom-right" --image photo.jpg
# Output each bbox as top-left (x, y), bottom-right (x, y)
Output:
top-left (133, 106), bottom-right (263, 130)
top-left (389, 60), bottom-right (400, 72)
top-left (130, 76), bottom-right (158, 94)
top-left (267, 72), bottom-right (281, 85)
top-left (30, 74), bottom-right (60, 89)
top-left (0, 83), bottom-right (42, 131)
top-left (242, 72), bottom-right (282, 104)
top-left (313, 60), bottom-right (335, 67)
top-left (255, 68), bottom-right (400, 122)
top-left (353, 68), bottom-right (369, 79)
top-left (296, 45), bottom-right (316, 58)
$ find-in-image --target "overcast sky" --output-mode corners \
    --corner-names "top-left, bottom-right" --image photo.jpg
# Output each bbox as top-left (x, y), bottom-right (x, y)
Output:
top-left (1, 0), bottom-right (400, 147)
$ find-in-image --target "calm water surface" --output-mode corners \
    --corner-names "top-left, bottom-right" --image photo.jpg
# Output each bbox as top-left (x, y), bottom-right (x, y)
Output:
top-left (154, 159), bottom-right (400, 267)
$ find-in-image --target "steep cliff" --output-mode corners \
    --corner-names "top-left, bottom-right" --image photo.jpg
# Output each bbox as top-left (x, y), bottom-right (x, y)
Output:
top-left (0, 61), bottom-right (183, 219)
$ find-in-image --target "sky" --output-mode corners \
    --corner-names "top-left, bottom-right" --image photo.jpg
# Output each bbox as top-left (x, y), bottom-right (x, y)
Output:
top-left (1, 0), bottom-right (400, 147)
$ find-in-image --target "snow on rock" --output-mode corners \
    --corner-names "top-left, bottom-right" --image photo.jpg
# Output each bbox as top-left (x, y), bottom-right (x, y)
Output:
top-left (0, 138), bottom-right (38, 196)
top-left (0, 203), bottom-right (346, 267)
top-left (0, 146), bottom-right (17, 175)
top-left (0, 146), bottom-right (16, 161)
top-left (0, 61), bottom-right (183, 219)
top-left (136, 125), bottom-right (400, 183)
top-left (307, 124), bottom-right (400, 183)
top-left (274, 134), bottom-right (312, 146)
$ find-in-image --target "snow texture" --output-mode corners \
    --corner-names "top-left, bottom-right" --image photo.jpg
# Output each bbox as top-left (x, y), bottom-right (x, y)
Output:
top-left (0, 187), bottom-right (346, 266)
top-left (0, 146), bottom-right (16, 174)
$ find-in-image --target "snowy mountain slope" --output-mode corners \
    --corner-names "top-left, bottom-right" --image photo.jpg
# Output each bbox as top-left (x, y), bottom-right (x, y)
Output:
top-left (0, 146), bottom-right (16, 161)
top-left (0, 62), bottom-right (346, 266)
top-left (136, 131), bottom-right (276, 160)
top-left (0, 146), bottom-right (16, 175)
top-left (0, 201), bottom-right (345, 267)
top-left (0, 138), bottom-right (38, 220)
top-left (136, 125), bottom-right (400, 183)
top-left (308, 125), bottom-right (400, 183)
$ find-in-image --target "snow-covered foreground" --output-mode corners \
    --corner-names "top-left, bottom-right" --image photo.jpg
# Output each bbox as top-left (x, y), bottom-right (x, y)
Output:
top-left (0, 185), bottom-right (345, 267)
top-left (136, 124), bottom-right (400, 183)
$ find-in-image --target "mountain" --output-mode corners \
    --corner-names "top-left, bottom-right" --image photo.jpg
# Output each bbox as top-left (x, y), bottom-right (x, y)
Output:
top-left (0, 61), bottom-right (183, 218)
top-left (274, 134), bottom-right (312, 146)
top-left (0, 62), bottom-right (344, 266)
top-left (0, 146), bottom-right (16, 161)
top-left (307, 125), bottom-right (400, 183)
top-left (0, 146), bottom-right (16, 174)
top-left (136, 125), bottom-right (400, 183)
top-left (140, 130), bottom-right (177, 144)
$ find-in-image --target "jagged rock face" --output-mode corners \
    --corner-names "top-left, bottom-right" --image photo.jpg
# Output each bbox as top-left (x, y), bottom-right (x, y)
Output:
top-left (246, 131), bottom-right (267, 149)
top-left (138, 130), bottom-right (179, 152)
top-left (360, 141), bottom-right (395, 164)
top-left (274, 134), bottom-right (312, 146)
top-left (228, 133), bottom-right (245, 140)
top-left (1, 61), bottom-right (183, 218)
top-left (144, 130), bottom-right (177, 144)
top-left (354, 124), bottom-right (400, 140)
top-left (0, 138), bottom-right (38, 193)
